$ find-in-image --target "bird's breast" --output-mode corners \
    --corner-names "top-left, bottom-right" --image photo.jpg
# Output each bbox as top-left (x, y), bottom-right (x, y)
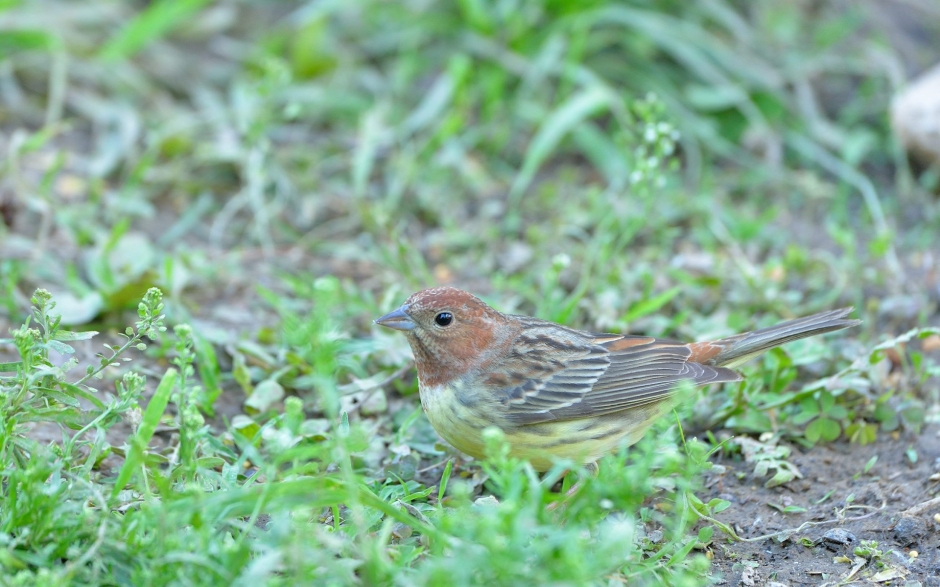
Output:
top-left (418, 379), bottom-right (492, 460)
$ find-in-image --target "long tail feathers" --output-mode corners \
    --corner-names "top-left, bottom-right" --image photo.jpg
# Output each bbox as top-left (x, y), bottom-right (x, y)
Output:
top-left (707, 308), bottom-right (861, 369)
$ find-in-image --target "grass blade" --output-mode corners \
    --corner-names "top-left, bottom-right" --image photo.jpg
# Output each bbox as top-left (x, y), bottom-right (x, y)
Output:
top-left (623, 287), bottom-right (682, 323)
top-left (110, 368), bottom-right (177, 500)
top-left (99, 0), bottom-right (212, 60)
top-left (507, 85), bottom-right (613, 225)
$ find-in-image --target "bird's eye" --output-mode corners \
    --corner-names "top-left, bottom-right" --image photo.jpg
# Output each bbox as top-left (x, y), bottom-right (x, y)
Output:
top-left (434, 312), bottom-right (453, 327)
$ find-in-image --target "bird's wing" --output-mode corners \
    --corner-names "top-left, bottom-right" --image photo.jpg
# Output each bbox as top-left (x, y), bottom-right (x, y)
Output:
top-left (493, 320), bottom-right (740, 425)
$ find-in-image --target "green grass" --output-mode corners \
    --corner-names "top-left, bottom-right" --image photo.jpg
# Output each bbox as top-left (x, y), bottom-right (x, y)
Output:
top-left (1, 0), bottom-right (939, 585)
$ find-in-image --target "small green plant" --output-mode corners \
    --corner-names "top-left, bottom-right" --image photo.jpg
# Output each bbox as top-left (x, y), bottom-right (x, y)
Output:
top-left (708, 327), bottom-right (939, 449)
top-left (793, 390), bottom-right (847, 444)
top-left (0, 288), bottom-right (166, 580)
top-left (728, 435), bottom-right (803, 488)
top-left (853, 540), bottom-right (885, 567)
top-left (0, 288), bottom-right (164, 461)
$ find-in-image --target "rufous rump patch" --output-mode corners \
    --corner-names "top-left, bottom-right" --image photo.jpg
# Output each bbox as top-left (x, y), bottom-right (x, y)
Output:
top-left (687, 341), bottom-right (723, 363)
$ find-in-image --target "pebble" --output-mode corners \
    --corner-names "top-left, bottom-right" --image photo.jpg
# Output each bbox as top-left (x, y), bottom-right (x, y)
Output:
top-left (360, 389), bottom-right (388, 416)
top-left (820, 528), bottom-right (856, 551)
top-left (473, 495), bottom-right (500, 509)
top-left (893, 516), bottom-right (927, 546)
top-left (891, 61), bottom-right (940, 167)
top-left (391, 522), bottom-right (413, 540)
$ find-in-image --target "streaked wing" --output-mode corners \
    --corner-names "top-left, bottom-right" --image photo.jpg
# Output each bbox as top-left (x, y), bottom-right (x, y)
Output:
top-left (495, 319), bottom-right (740, 424)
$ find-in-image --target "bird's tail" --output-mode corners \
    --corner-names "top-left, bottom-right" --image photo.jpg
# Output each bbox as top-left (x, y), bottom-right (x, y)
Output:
top-left (705, 308), bottom-right (860, 369)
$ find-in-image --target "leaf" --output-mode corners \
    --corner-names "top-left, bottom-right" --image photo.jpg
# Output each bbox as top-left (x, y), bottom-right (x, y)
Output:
top-left (194, 335), bottom-right (221, 413)
top-left (507, 85), bottom-right (613, 216)
top-left (57, 382), bottom-right (106, 410)
top-left (766, 502), bottom-right (807, 514)
top-left (815, 489), bottom-right (835, 504)
top-left (244, 379), bottom-right (285, 412)
top-left (665, 537), bottom-right (699, 567)
top-left (806, 417), bottom-right (841, 444)
top-left (54, 330), bottom-right (99, 341)
top-left (99, 0), bottom-right (213, 60)
top-left (111, 368), bottom-right (177, 500)
top-left (872, 402), bottom-right (894, 423)
top-left (623, 287), bottom-right (682, 323)
top-left (231, 415), bottom-right (260, 441)
top-left (792, 398), bottom-right (819, 425)
top-left (697, 526), bottom-right (713, 543)
top-left (51, 291), bottom-right (104, 326)
top-left (47, 340), bottom-right (76, 355)
top-left (572, 122), bottom-right (629, 187)
top-left (708, 498), bottom-right (731, 514)
top-left (684, 83), bottom-right (747, 111)
top-left (869, 566), bottom-right (907, 582)
top-left (901, 406), bottom-right (926, 427)
top-left (232, 353), bottom-right (253, 395)
top-left (400, 73), bottom-right (455, 138)
top-left (783, 505), bottom-right (807, 513)
top-left (20, 406), bottom-right (86, 428)
top-left (765, 468), bottom-right (797, 488)
top-left (871, 327), bottom-right (940, 353)
top-left (818, 418), bottom-right (842, 442)
top-left (0, 29), bottom-right (56, 58)
top-left (35, 387), bottom-right (81, 408)
top-left (0, 361), bottom-right (22, 372)
top-left (818, 390), bottom-right (835, 414)
top-left (846, 421), bottom-right (878, 445)
top-left (438, 459), bottom-right (453, 502)
top-left (352, 104), bottom-right (387, 198)
top-left (827, 405), bottom-right (848, 420)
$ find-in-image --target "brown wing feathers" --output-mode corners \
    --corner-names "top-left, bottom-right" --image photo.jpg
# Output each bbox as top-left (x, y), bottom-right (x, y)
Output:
top-left (580, 340), bottom-right (740, 414)
top-left (501, 331), bottom-right (739, 424)
top-left (498, 308), bottom-right (859, 425)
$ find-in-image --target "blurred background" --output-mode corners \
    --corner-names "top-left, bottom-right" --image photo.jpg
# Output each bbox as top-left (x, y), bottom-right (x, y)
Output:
top-left (2, 0), bottom-right (938, 340)
top-left (2, 0), bottom-right (940, 583)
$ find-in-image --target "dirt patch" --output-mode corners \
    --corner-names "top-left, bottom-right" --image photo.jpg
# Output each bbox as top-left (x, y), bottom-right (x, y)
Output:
top-left (704, 426), bottom-right (940, 585)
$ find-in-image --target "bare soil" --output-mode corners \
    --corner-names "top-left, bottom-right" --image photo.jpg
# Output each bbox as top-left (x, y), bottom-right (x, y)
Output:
top-left (704, 426), bottom-right (940, 585)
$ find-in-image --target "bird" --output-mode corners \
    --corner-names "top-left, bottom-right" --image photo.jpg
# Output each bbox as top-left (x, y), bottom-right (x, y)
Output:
top-left (375, 286), bottom-right (860, 472)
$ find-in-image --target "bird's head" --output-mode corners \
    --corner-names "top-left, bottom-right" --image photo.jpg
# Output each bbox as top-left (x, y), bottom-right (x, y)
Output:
top-left (375, 287), bottom-right (517, 387)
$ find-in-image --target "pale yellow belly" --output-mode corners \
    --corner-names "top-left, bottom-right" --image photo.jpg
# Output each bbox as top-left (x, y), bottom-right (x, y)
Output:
top-left (419, 382), bottom-right (671, 472)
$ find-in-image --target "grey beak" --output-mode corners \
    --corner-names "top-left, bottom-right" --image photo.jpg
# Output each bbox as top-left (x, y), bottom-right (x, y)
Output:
top-left (374, 304), bottom-right (416, 331)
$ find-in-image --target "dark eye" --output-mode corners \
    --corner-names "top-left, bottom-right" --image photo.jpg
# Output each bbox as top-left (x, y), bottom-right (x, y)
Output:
top-left (434, 312), bottom-right (453, 327)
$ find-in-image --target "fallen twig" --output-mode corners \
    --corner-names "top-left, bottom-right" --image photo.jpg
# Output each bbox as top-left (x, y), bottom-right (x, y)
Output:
top-left (900, 495), bottom-right (940, 518)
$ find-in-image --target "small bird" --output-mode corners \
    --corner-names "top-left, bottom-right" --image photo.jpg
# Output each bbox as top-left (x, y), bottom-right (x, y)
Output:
top-left (375, 287), bottom-right (860, 472)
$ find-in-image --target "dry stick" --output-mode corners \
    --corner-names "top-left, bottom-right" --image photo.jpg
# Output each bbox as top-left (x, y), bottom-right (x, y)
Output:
top-left (342, 362), bottom-right (413, 397)
top-left (839, 556), bottom-right (868, 585)
top-left (900, 495), bottom-right (940, 518)
top-left (416, 458), bottom-right (451, 474)
top-left (342, 362), bottom-right (414, 415)
top-left (693, 497), bottom-right (887, 544)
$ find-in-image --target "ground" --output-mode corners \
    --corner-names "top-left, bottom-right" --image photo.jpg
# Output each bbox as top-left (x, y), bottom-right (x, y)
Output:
top-left (706, 427), bottom-right (940, 585)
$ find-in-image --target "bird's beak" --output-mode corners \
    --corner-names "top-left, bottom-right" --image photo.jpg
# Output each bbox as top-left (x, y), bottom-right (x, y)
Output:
top-left (374, 304), bottom-right (416, 331)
